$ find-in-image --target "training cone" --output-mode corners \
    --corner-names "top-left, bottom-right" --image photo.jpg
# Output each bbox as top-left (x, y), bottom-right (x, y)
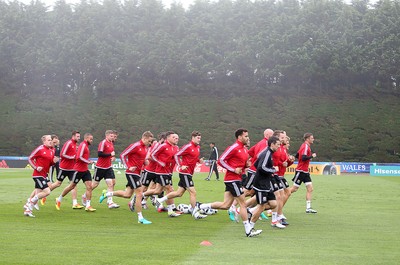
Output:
top-left (200, 240), bottom-right (212, 246)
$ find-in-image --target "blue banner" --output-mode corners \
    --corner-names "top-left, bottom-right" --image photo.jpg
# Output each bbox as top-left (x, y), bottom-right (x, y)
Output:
top-left (370, 165), bottom-right (400, 176)
top-left (338, 163), bottom-right (371, 173)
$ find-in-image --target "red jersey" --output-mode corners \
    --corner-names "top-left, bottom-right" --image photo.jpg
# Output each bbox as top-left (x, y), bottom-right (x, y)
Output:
top-left (273, 144), bottom-right (293, 177)
top-left (59, 139), bottom-right (77, 170)
top-left (174, 141), bottom-right (200, 176)
top-left (120, 140), bottom-right (148, 176)
top-left (296, 142), bottom-right (312, 172)
top-left (151, 141), bottom-right (179, 174)
top-left (29, 145), bottom-right (55, 178)
top-left (144, 141), bottom-right (161, 173)
top-left (96, 139), bottom-right (114, 169)
top-left (73, 140), bottom-right (91, 172)
top-left (248, 138), bottom-right (268, 172)
top-left (218, 140), bottom-right (248, 182)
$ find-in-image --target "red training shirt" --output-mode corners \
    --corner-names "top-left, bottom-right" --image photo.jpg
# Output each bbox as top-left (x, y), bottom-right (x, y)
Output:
top-left (120, 140), bottom-right (148, 176)
top-left (96, 139), bottom-right (114, 169)
top-left (248, 137), bottom-right (268, 172)
top-left (29, 145), bottom-right (55, 178)
top-left (218, 140), bottom-right (249, 182)
top-left (174, 141), bottom-right (200, 176)
top-left (59, 139), bottom-right (77, 170)
top-left (73, 140), bottom-right (91, 172)
top-left (296, 142), bottom-right (312, 172)
top-left (152, 141), bottom-right (179, 174)
top-left (273, 144), bottom-right (293, 177)
top-left (144, 141), bottom-right (161, 173)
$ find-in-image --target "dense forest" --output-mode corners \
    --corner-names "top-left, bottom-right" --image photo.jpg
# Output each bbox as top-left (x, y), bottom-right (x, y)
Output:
top-left (0, 0), bottom-right (399, 162)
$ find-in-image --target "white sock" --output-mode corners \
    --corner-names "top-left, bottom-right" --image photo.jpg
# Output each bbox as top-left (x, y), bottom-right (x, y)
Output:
top-left (107, 197), bottom-right (113, 204)
top-left (72, 199), bottom-right (78, 205)
top-left (31, 195), bottom-right (39, 204)
top-left (306, 200), bottom-right (311, 209)
top-left (229, 205), bottom-right (236, 212)
top-left (167, 204), bottom-right (174, 212)
top-left (58, 195), bottom-right (63, 202)
top-left (250, 221), bottom-right (255, 229)
top-left (272, 212), bottom-right (278, 223)
top-left (106, 191), bottom-right (113, 197)
top-left (199, 203), bottom-right (211, 210)
top-left (86, 200), bottom-right (91, 207)
top-left (159, 196), bottom-right (168, 203)
top-left (137, 212), bottom-right (143, 219)
top-left (243, 220), bottom-right (251, 234)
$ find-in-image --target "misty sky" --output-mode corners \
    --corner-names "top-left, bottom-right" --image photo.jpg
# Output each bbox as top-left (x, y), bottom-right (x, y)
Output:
top-left (15, 0), bottom-right (379, 9)
top-left (16, 0), bottom-right (198, 8)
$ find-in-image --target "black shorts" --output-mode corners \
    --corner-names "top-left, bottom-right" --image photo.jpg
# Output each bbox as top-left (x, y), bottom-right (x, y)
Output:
top-left (33, 177), bottom-right (49, 189)
top-left (178, 173), bottom-right (194, 188)
top-left (242, 171), bottom-right (256, 190)
top-left (279, 176), bottom-right (290, 189)
top-left (72, 171), bottom-right (92, 184)
top-left (156, 174), bottom-right (172, 186)
top-left (271, 175), bottom-right (284, 192)
top-left (93, 167), bottom-right (114, 182)
top-left (126, 173), bottom-right (142, 189)
top-left (224, 181), bottom-right (243, 197)
top-left (44, 175), bottom-right (51, 182)
top-left (141, 170), bottom-right (157, 187)
top-left (56, 169), bottom-right (75, 182)
top-left (254, 189), bottom-right (276, 204)
top-left (292, 171), bottom-right (312, 186)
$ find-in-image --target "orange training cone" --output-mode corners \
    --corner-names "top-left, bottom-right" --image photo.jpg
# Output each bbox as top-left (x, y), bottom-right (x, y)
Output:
top-left (200, 240), bottom-right (212, 246)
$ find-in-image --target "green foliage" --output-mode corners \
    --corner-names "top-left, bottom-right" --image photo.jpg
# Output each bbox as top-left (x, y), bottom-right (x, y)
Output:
top-left (1, 0), bottom-right (400, 93)
top-left (1, 88), bottom-right (399, 162)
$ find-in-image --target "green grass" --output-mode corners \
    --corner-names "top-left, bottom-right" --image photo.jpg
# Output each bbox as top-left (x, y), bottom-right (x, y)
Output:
top-left (0, 169), bottom-right (399, 264)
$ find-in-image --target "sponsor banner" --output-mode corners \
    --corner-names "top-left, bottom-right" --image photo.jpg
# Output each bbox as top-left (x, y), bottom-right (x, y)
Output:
top-left (286, 162), bottom-right (341, 175)
top-left (90, 160), bottom-right (124, 170)
top-left (1, 156), bottom-right (399, 177)
top-left (0, 160), bottom-right (9, 168)
top-left (0, 156), bottom-right (28, 160)
top-left (370, 165), bottom-right (400, 176)
top-left (339, 163), bottom-right (371, 173)
top-left (0, 156), bottom-right (31, 168)
top-left (0, 159), bottom-right (30, 168)
top-left (0, 156), bottom-right (338, 175)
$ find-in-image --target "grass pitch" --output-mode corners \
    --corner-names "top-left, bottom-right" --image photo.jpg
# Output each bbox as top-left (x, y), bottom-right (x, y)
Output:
top-left (0, 169), bottom-right (399, 265)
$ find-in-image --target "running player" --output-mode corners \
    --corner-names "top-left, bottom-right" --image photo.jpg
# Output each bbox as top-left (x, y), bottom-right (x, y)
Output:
top-left (82, 130), bottom-right (119, 209)
top-left (291, 133), bottom-right (318, 213)
top-left (23, 135), bottom-right (58, 217)
top-left (53, 130), bottom-right (83, 210)
top-left (143, 131), bottom-right (180, 217)
top-left (198, 128), bottom-right (262, 237)
top-left (99, 131), bottom-right (154, 224)
top-left (139, 132), bottom-right (166, 209)
top-left (156, 131), bottom-right (207, 219)
top-left (249, 136), bottom-right (281, 231)
top-left (56, 133), bottom-right (97, 212)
